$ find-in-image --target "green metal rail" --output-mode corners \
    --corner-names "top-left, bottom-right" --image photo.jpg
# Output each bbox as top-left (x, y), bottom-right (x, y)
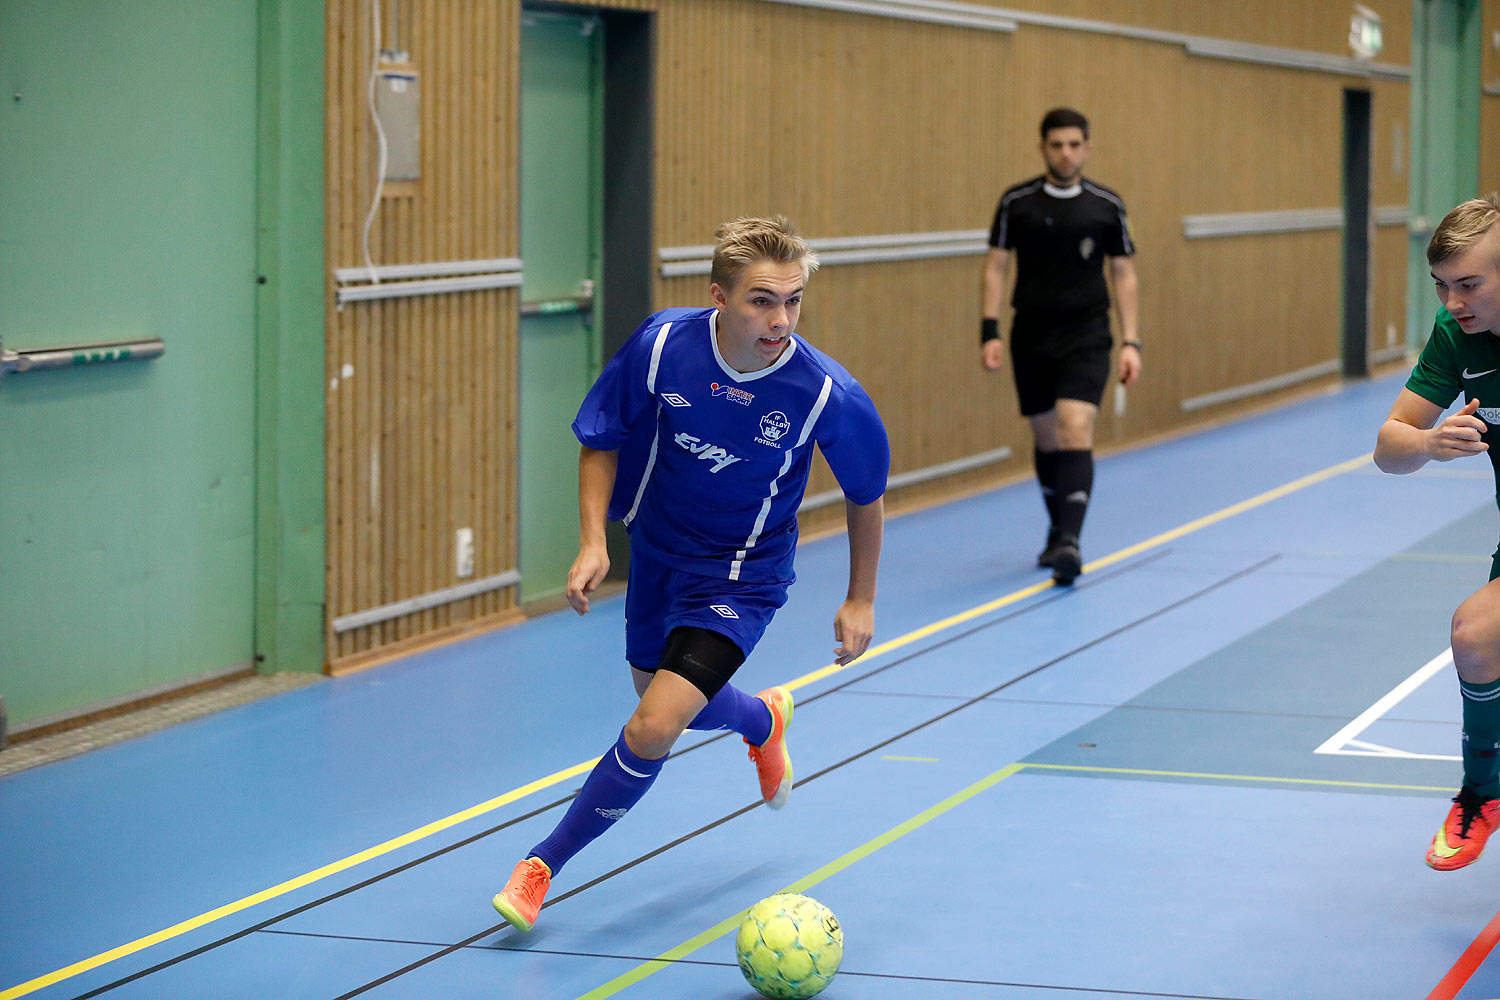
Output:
top-left (0, 334), bottom-right (165, 383)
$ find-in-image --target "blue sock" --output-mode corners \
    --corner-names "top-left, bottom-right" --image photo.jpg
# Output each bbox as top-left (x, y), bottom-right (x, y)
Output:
top-left (529, 731), bottom-right (665, 876)
top-left (686, 684), bottom-right (772, 745)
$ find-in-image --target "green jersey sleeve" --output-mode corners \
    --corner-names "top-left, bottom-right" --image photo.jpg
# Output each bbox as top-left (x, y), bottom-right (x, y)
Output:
top-left (1405, 308), bottom-right (1464, 408)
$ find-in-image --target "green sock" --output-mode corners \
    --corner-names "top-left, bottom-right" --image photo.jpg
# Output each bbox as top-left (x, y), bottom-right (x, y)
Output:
top-left (1460, 677), bottom-right (1500, 799)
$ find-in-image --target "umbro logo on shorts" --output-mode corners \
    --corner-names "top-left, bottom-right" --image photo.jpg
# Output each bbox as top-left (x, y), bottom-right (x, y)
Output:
top-left (662, 393), bottom-right (691, 407)
top-left (710, 604), bottom-right (739, 619)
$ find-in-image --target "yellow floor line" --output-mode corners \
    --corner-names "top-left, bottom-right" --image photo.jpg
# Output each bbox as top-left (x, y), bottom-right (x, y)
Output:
top-left (573, 757), bottom-right (1449, 999)
top-left (573, 763), bottom-right (1026, 1000)
top-left (1021, 762), bottom-right (1455, 793)
top-left (3, 452), bottom-right (1372, 1000)
top-left (0, 759), bottom-right (598, 1000)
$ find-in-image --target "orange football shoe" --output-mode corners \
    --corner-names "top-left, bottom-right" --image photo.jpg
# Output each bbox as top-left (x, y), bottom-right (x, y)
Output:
top-left (746, 686), bottom-right (794, 809)
top-left (492, 857), bottom-right (552, 931)
top-left (1427, 790), bottom-right (1500, 871)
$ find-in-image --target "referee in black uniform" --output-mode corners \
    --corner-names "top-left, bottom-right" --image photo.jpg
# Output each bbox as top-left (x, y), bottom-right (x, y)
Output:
top-left (980, 107), bottom-right (1140, 585)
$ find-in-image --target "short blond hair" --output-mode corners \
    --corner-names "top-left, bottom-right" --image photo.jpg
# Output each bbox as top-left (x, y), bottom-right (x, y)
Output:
top-left (1428, 193), bottom-right (1500, 267)
top-left (709, 215), bottom-right (819, 290)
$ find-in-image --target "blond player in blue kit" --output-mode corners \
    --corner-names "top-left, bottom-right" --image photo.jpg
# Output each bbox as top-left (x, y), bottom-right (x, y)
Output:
top-left (492, 216), bottom-right (890, 932)
top-left (1375, 194), bottom-right (1500, 870)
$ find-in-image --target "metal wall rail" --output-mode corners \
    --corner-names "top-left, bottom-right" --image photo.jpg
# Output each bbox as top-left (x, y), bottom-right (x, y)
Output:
top-left (0, 335), bottom-right (165, 384)
top-left (1183, 204), bottom-right (1409, 239)
top-left (660, 229), bottom-right (989, 278)
top-left (332, 257), bottom-right (524, 305)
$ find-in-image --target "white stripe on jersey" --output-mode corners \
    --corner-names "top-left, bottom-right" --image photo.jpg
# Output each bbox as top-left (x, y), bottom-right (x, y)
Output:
top-left (728, 375), bottom-right (834, 581)
top-left (623, 402), bottom-right (662, 527)
top-left (996, 178), bottom-right (1045, 247)
top-left (645, 321), bottom-right (673, 393)
top-left (796, 376), bottom-right (834, 448)
top-left (1082, 180), bottom-right (1134, 255)
top-left (627, 323), bottom-right (675, 527)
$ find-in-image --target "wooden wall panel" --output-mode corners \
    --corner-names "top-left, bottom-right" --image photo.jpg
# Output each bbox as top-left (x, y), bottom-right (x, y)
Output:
top-left (325, 0), bottom-right (1413, 668)
top-left (1485, 95), bottom-right (1500, 196)
top-left (975, 0), bottom-right (1411, 64)
top-left (325, 0), bottom-right (519, 667)
top-left (1486, 0), bottom-right (1500, 186)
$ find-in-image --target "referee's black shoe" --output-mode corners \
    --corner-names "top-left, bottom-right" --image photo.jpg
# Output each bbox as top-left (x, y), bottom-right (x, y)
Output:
top-left (1051, 535), bottom-right (1082, 586)
top-left (1036, 528), bottom-right (1064, 568)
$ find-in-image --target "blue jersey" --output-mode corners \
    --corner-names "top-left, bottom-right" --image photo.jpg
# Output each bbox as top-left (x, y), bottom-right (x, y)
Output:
top-left (572, 307), bottom-right (889, 584)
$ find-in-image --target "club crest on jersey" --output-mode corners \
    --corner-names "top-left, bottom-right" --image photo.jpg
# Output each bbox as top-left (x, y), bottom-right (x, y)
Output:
top-left (672, 431), bottom-right (742, 472)
top-left (1079, 237), bottom-right (1095, 260)
top-left (710, 382), bottom-right (754, 406)
top-left (757, 410), bottom-right (791, 449)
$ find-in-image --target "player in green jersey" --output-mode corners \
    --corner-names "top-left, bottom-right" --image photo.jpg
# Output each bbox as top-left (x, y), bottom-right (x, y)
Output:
top-left (1375, 193), bottom-right (1500, 870)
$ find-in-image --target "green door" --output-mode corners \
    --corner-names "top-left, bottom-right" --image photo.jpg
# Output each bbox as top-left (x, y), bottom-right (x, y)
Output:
top-left (0, 0), bottom-right (258, 726)
top-left (1407, 0), bottom-right (1482, 345)
top-left (519, 10), bottom-right (603, 604)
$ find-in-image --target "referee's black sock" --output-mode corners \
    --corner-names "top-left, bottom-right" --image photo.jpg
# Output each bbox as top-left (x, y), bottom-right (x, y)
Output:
top-left (1052, 449), bottom-right (1094, 542)
top-left (1033, 447), bottom-right (1061, 531)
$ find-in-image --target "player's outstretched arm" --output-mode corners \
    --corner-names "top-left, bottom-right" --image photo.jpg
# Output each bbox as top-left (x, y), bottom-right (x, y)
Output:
top-left (1375, 390), bottom-right (1485, 474)
top-left (566, 446), bottom-right (618, 615)
top-left (834, 496), bottom-right (884, 665)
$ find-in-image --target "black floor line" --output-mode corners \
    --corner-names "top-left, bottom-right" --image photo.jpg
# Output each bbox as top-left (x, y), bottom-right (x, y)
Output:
top-left (61, 552), bottom-right (1166, 1000)
top-left (260, 928), bottom-right (1265, 1000)
top-left (61, 548), bottom-right (1253, 999)
top-left (325, 553), bottom-right (1277, 999)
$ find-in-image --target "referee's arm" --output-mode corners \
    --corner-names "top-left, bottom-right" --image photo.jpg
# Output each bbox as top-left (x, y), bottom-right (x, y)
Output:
top-left (980, 247), bottom-right (1009, 371)
top-left (1109, 255), bottom-right (1141, 385)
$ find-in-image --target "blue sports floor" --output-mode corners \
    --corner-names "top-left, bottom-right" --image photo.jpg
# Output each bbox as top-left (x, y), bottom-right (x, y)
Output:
top-left (8, 369), bottom-right (1500, 1000)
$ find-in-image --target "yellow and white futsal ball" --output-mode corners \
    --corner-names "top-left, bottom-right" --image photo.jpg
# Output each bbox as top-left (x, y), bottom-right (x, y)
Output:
top-left (734, 892), bottom-right (844, 999)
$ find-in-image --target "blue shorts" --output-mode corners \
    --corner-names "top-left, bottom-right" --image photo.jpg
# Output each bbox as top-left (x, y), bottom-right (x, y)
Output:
top-left (625, 545), bottom-right (790, 670)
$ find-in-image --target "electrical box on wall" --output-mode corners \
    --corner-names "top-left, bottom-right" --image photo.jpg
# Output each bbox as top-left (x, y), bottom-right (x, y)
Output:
top-left (376, 60), bottom-right (420, 182)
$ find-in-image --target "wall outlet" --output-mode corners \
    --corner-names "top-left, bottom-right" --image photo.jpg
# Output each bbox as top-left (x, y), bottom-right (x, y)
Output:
top-left (455, 527), bottom-right (475, 578)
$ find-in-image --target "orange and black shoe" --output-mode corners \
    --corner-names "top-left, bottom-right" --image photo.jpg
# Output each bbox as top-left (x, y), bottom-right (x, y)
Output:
top-left (746, 686), bottom-right (794, 809)
top-left (1427, 789), bottom-right (1500, 871)
top-left (493, 856), bottom-right (552, 931)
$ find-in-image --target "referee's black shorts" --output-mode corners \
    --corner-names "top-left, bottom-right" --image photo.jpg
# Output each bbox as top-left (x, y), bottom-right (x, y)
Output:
top-left (1008, 310), bottom-right (1112, 417)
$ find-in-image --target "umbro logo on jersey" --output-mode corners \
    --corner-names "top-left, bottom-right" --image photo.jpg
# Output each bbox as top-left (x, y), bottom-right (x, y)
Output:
top-left (710, 382), bottom-right (754, 406)
top-left (662, 393), bottom-right (692, 407)
top-left (710, 604), bottom-right (739, 619)
top-left (1463, 368), bottom-right (1497, 379)
top-left (673, 431), bottom-right (743, 472)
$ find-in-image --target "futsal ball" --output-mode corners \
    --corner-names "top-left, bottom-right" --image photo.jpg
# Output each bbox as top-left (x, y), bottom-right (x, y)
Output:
top-left (734, 892), bottom-right (844, 999)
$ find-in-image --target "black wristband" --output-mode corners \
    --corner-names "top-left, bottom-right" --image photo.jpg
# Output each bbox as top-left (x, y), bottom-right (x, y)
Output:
top-left (981, 318), bottom-right (1001, 345)
top-left (1121, 339), bottom-right (1142, 354)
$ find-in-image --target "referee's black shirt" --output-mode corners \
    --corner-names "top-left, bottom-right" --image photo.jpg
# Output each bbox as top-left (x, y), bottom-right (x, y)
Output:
top-left (988, 176), bottom-right (1134, 318)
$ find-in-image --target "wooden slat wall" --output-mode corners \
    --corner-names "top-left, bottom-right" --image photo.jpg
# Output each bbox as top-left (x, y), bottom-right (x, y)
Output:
top-left (324, 0), bottom-right (1413, 667)
top-left (325, 0), bottom-right (519, 667)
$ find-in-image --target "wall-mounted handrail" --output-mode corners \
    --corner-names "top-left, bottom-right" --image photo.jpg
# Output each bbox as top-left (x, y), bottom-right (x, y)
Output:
top-left (0, 335), bottom-right (165, 384)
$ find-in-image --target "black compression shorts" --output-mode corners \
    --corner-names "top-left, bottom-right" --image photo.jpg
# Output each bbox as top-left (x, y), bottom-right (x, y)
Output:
top-left (1008, 310), bottom-right (1112, 417)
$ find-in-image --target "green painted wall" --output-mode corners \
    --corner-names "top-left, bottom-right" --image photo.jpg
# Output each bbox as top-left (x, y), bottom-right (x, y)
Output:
top-left (0, 0), bottom-right (322, 729)
top-left (1407, 0), bottom-right (1483, 345)
top-left (519, 11), bottom-right (604, 604)
top-left (254, 0), bottom-right (327, 685)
